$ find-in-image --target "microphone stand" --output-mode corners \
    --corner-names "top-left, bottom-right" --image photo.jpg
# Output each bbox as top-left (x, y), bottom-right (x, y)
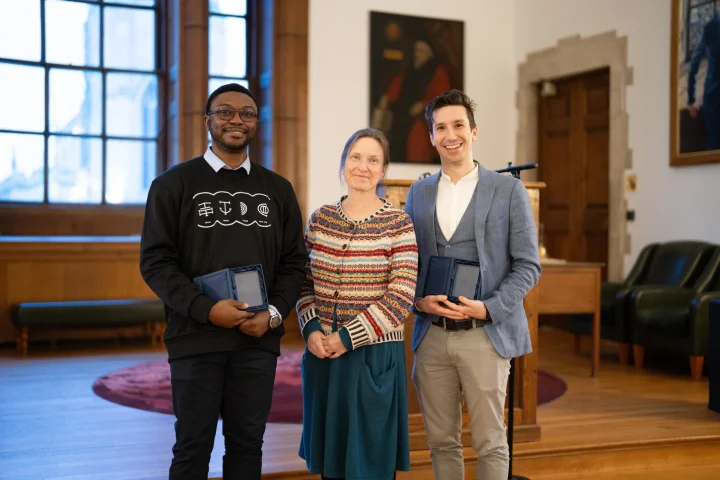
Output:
top-left (506, 357), bottom-right (529, 479)
top-left (495, 162), bottom-right (535, 480)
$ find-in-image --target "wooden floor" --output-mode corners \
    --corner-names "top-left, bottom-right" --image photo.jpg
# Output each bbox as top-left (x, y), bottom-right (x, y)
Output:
top-left (1, 328), bottom-right (719, 479)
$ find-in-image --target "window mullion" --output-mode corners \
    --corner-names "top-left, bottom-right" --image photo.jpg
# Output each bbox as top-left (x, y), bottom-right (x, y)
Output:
top-left (41, 0), bottom-right (49, 204)
top-left (100, 3), bottom-right (107, 206)
top-left (246, 0), bottom-right (251, 92)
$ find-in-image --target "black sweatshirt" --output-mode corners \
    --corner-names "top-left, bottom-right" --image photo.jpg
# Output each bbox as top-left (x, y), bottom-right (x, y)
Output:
top-left (139, 156), bottom-right (308, 360)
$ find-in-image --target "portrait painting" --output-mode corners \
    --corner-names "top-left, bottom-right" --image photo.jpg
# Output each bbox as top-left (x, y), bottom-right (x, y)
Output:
top-left (369, 11), bottom-right (464, 164)
top-left (671, 0), bottom-right (720, 166)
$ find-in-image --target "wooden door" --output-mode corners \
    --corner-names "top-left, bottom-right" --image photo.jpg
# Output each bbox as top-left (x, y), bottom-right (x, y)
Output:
top-left (538, 68), bottom-right (610, 279)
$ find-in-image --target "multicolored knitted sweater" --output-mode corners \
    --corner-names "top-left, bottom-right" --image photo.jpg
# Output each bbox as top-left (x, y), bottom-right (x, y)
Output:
top-left (296, 198), bottom-right (418, 349)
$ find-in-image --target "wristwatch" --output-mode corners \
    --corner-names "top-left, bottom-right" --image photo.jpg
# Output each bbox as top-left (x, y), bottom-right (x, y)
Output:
top-left (268, 306), bottom-right (282, 329)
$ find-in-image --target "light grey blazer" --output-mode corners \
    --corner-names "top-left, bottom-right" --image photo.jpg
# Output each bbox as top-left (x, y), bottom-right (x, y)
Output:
top-left (403, 164), bottom-right (542, 359)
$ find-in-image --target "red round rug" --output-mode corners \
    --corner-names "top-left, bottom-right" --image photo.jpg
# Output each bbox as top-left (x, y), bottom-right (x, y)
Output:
top-left (92, 352), bottom-right (566, 423)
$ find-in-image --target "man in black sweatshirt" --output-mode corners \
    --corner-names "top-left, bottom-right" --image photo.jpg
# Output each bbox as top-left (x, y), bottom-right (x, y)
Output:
top-left (140, 83), bottom-right (307, 480)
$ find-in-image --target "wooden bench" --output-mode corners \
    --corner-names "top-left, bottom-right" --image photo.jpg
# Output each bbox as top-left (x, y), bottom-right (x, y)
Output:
top-left (11, 299), bottom-right (165, 355)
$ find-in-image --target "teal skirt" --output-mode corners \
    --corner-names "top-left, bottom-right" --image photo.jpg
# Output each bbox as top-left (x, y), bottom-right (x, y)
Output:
top-left (299, 319), bottom-right (410, 479)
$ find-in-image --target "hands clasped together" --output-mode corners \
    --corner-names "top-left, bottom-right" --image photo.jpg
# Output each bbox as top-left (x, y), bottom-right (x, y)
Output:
top-left (416, 294), bottom-right (487, 321)
top-left (207, 299), bottom-right (271, 337)
top-left (305, 294), bottom-right (490, 360)
top-left (307, 330), bottom-right (347, 359)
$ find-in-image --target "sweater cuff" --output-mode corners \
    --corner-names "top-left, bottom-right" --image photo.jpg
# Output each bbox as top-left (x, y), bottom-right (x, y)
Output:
top-left (343, 317), bottom-right (372, 349)
top-left (298, 305), bottom-right (318, 330)
top-left (339, 327), bottom-right (353, 351)
top-left (189, 294), bottom-right (216, 324)
top-left (302, 317), bottom-right (323, 342)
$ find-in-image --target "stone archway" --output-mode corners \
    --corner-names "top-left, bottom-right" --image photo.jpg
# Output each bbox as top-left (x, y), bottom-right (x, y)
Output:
top-left (516, 31), bottom-right (633, 282)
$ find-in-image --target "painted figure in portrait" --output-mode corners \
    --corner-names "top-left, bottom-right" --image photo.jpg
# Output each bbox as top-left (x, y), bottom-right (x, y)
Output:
top-left (369, 11), bottom-right (464, 164)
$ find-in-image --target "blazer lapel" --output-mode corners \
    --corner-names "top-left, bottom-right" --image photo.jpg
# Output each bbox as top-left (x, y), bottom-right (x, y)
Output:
top-left (422, 174), bottom-right (440, 257)
top-left (474, 164), bottom-right (495, 257)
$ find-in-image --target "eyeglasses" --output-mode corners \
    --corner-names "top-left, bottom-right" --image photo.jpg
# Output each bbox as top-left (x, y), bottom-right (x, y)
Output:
top-left (208, 108), bottom-right (258, 122)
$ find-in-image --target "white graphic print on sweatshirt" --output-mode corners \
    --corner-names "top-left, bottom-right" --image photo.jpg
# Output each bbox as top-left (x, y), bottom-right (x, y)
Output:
top-left (193, 191), bottom-right (272, 228)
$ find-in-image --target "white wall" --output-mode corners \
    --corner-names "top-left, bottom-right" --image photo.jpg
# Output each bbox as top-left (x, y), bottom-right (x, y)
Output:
top-left (307, 0), bottom-right (516, 214)
top-left (514, 0), bottom-right (720, 274)
top-left (308, 0), bottom-right (720, 274)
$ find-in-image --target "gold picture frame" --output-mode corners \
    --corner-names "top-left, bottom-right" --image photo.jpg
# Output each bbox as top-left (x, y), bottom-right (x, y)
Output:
top-left (670, 0), bottom-right (720, 167)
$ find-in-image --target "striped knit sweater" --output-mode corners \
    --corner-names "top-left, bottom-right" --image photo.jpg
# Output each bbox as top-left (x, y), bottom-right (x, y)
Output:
top-left (296, 198), bottom-right (418, 349)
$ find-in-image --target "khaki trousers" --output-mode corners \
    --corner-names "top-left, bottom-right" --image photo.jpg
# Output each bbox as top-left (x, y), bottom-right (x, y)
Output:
top-left (412, 323), bottom-right (510, 480)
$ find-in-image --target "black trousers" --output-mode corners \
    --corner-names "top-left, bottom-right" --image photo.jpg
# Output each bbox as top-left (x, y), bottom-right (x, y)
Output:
top-left (168, 346), bottom-right (278, 480)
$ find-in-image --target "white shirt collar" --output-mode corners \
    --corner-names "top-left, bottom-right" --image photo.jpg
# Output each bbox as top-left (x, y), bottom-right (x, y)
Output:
top-left (440, 161), bottom-right (479, 184)
top-left (203, 145), bottom-right (251, 174)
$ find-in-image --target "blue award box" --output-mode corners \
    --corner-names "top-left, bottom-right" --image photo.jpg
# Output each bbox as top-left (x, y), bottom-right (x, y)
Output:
top-left (192, 265), bottom-right (269, 312)
top-left (423, 256), bottom-right (482, 304)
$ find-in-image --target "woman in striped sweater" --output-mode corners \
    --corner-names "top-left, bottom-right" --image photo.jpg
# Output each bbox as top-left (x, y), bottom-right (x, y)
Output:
top-left (296, 127), bottom-right (418, 480)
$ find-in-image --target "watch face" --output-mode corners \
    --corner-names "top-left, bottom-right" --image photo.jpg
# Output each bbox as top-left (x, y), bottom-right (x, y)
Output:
top-left (270, 314), bottom-right (281, 328)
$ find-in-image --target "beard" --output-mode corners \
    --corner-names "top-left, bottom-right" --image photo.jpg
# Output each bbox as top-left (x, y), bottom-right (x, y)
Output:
top-left (210, 126), bottom-right (255, 151)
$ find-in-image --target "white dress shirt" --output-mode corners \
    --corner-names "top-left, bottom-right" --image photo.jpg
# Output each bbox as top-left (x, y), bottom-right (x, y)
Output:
top-left (436, 163), bottom-right (479, 240)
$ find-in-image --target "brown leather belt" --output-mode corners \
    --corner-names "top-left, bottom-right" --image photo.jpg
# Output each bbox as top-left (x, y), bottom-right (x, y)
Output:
top-left (430, 317), bottom-right (485, 331)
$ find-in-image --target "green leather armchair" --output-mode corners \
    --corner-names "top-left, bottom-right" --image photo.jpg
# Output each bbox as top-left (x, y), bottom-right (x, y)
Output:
top-left (570, 243), bottom-right (657, 364)
top-left (629, 247), bottom-right (720, 380)
top-left (570, 241), bottom-right (715, 365)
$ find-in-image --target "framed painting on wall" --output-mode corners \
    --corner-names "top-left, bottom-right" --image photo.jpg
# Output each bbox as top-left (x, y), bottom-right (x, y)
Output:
top-left (671, 0), bottom-right (720, 166)
top-left (369, 11), bottom-right (464, 164)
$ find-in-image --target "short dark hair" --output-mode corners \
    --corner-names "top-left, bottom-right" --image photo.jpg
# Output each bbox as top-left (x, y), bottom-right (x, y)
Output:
top-left (205, 83), bottom-right (258, 114)
top-left (339, 127), bottom-right (390, 176)
top-left (424, 89), bottom-right (477, 132)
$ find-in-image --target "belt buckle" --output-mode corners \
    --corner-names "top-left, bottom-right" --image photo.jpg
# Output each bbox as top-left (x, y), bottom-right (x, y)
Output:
top-left (442, 317), bottom-right (448, 330)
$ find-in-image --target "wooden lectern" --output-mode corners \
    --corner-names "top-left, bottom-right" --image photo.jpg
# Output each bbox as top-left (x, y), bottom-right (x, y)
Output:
top-left (381, 178), bottom-right (545, 450)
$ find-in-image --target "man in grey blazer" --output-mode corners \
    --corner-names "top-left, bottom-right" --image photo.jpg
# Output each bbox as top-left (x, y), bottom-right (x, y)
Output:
top-left (404, 89), bottom-right (541, 480)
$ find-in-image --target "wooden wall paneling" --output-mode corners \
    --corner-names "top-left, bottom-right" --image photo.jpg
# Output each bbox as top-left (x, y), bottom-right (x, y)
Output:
top-left (275, 37), bottom-right (299, 118)
top-left (0, 240), bottom-right (157, 346)
top-left (519, 183), bottom-right (543, 426)
top-left (295, 115), bottom-right (308, 218)
top-left (0, 207), bottom-right (145, 236)
top-left (275, 0), bottom-right (307, 35)
top-left (275, 119), bottom-right (298, 186)
top-left (294, 27), bottom-right (309, 217)
top-left (182, 0), bottom-right (210, 161)
top-left (520, 286), bottom-right (539, 425)
top-left (272, 0), bottom-right (309, 217)
top-left (0, 259), bottom-right (9, 346)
